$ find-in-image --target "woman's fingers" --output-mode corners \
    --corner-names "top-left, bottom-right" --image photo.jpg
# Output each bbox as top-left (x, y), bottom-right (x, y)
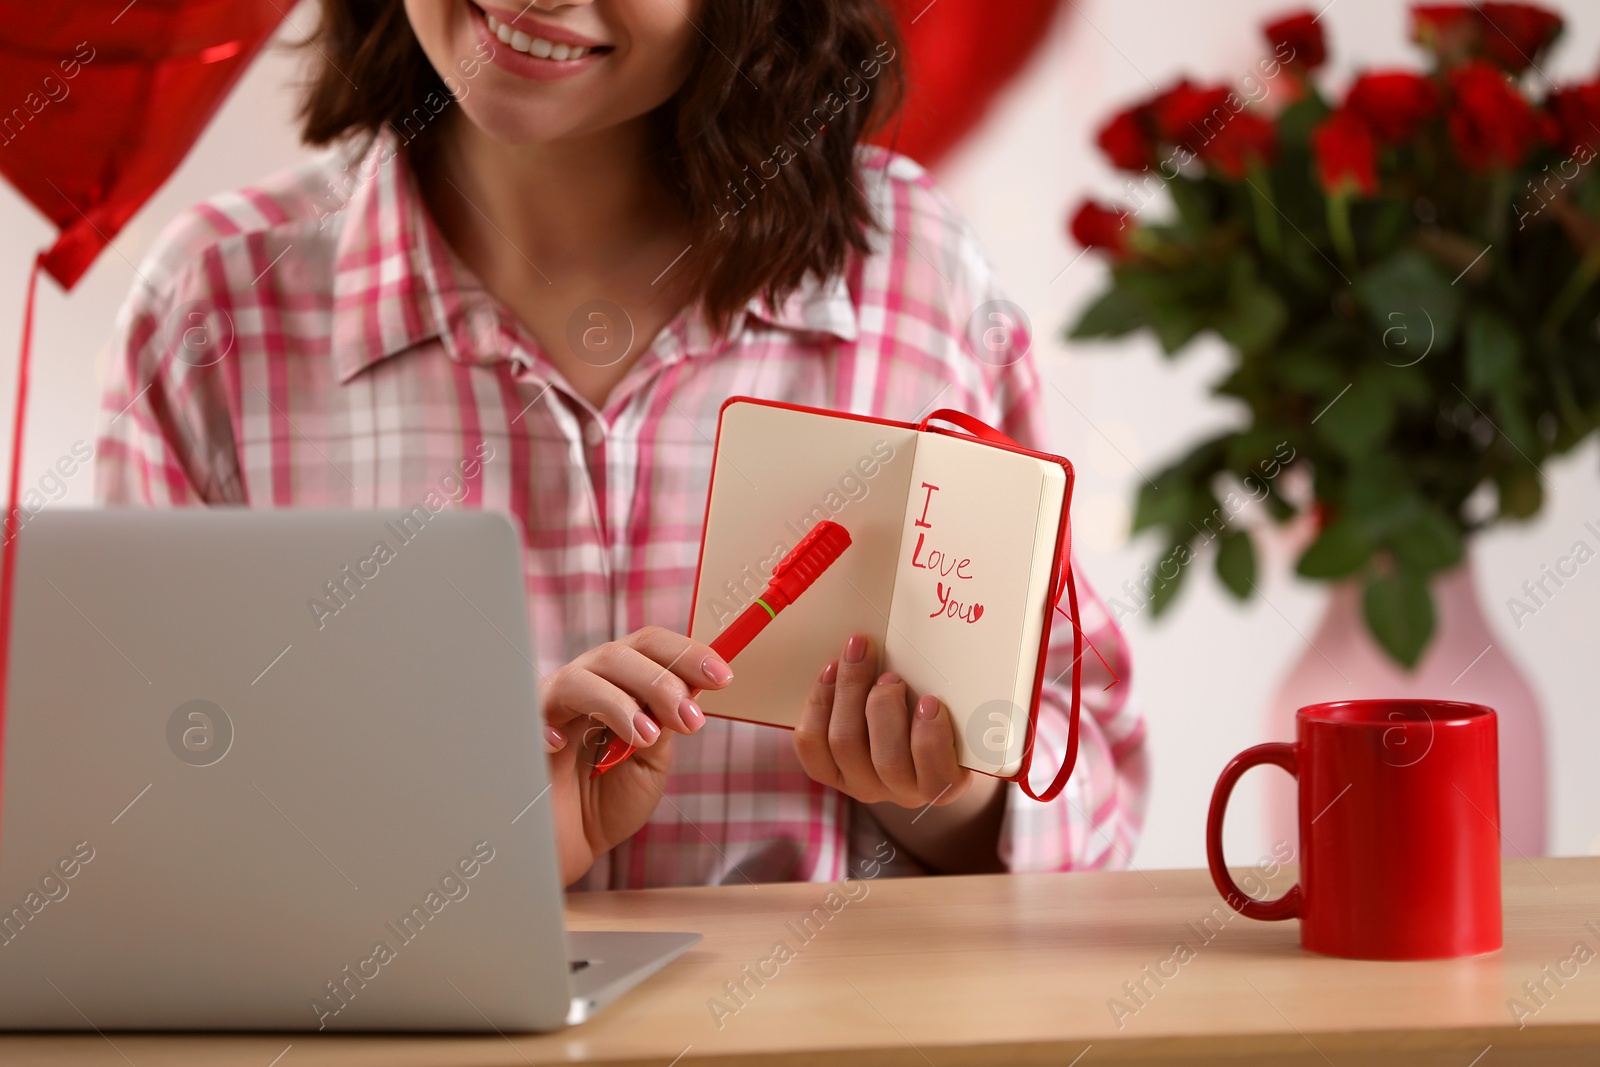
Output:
top-left (584, 642), bottom-right (708, 735)
top-left (623, 625), bottom-right (735, 692)
top-left (792, 632), bottom-right (968, 808)
top-left (827, 633), bottom-right (884, 798)
top-left (864, 673), bottom-right (917, 796)
top-left (794, 658), bottom-right (843, 790)
top-left (543, 668), bottom-right (656, 748)
top-left (909, 695), bottom-right (969, 804)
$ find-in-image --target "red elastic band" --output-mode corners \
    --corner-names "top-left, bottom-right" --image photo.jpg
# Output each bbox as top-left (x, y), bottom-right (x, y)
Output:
top-left (0, 251), bottom-right (47, 840)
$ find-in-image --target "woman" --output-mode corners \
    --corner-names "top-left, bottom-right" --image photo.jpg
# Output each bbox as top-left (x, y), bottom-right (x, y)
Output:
top-left (96, 0), bottom-right (1146, 888)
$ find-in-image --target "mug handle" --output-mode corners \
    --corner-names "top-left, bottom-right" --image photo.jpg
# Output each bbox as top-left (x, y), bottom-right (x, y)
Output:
top-left (1205, 742), bottom-right (1302, 921)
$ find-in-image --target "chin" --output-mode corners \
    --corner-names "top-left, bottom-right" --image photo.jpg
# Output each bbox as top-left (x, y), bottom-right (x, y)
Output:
top-left (454, 94), bottom-right (609, 147)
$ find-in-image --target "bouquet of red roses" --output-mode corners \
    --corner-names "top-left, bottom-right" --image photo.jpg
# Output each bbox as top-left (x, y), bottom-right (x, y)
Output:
top-left (1067, 4), bottom-right (1600, 666)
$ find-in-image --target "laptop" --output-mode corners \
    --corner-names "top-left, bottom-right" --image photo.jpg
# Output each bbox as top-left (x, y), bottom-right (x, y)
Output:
top-left (0, 509), bottom-right (698, 1030)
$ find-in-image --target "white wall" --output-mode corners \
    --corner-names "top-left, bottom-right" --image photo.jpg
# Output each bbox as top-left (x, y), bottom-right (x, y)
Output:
top-left (0, 0), bottom-right (1595, 869)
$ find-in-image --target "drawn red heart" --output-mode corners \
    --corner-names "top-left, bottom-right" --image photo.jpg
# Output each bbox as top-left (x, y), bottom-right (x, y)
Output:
top-left (0, 2), bottom-right (287, 290)
top-left (970, 603), bottom-right (984, 623)
top-left (874, 0), bottom-right (1068, 168)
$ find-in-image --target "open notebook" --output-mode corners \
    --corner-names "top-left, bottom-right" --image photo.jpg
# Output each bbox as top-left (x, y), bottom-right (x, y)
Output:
top-left (688, 397), bottom-right (1077, 781)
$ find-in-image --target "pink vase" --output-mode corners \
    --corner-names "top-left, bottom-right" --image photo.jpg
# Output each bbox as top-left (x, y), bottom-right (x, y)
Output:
top-left (1264, 558), bottom-right (1548, 858)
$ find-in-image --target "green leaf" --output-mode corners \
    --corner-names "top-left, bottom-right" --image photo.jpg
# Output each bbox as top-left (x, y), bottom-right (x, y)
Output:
top-left (1147, 542), bottom-right (1192, 617)
top-left (1314, 377), bottom-right (1394, 458)
top-left (1189, 490), bottom-right (1227, 542)
top-left (1131, 478), bottom-right (1193, 532)
top-left (1215, 530), bottom-right (1256, 599)
top-left (1274, 344), bottom-right (1346, 394)
top-left (1281, 226), bottom-right (1343, 290)
top-left (1167, 178), bottom-right (1218, 231)
top-left (1387, 506), bottom-right (1464, 573)
top-left (1371, 360), bottom-right (1432, 406)
top-left (1494, 392), bottom-right (1539, 455)
top-left (1363, 569), bottom-right (1436, 668)
top-left (1070, 286), bottom-right (1146, 340)
top-left (1224, 431), bottom-right (1292, 476)
top-left (1358, 198), bottom-right (1415, 261)
top-left (1216, 279), bottom-right (1289, 355)
top-left (1296, 518), bottom-right (1372, 579)
top-left (1120, 269), bottom-right (1213, 354)
top-left (1343, 455), bottom-right (1410, 518)
top-left (1465, 308), bottom-right (1523, 393)
top-left (1356, 250), bottom-right (1464, 354)
top-left (1146, 299), bottom-right (1208, 354)
top-left (1276, 95), bottom-right (1332, 143)
top-left (1496, 465), bottom-right (1543, 520)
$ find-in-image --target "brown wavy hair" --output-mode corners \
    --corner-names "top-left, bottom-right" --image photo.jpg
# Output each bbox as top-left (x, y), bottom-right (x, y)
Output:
top-left (298, 1), bottom-right (904, 333)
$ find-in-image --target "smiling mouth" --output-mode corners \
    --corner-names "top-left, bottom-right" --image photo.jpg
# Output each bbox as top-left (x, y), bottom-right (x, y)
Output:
top-left (472, 4), bottom-right (614, 61)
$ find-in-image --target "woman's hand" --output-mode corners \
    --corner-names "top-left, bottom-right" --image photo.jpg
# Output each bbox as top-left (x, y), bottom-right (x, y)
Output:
top-left (539, 626), bottom-right (733, 885)
top-left (794, 631), bottom-right (975, 807)
top-left (794, 631), bottom-right (1007, 874)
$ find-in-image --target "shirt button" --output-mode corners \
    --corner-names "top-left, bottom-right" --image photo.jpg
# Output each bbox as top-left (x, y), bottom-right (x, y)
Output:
top-left (468, 307), bottom-right (498, 349)
top-left (583, 419), bottom-right (605, 447)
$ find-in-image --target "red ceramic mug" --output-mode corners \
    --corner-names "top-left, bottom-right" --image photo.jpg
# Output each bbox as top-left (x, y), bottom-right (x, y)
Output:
top-left (1206, 699), bottom-right (1502, 960)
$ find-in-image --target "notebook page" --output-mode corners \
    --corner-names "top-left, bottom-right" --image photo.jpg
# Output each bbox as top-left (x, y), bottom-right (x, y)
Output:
top-left (882, 431), bottom-right (1057, 776)
top-left (690, 402), bottom-right (919, 728)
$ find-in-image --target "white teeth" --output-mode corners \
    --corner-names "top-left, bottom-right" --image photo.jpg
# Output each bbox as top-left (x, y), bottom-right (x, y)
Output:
top-left (482, 12), bottom-right (596, 60)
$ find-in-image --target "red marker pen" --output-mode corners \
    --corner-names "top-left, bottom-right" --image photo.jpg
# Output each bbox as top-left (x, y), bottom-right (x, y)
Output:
top-left (590, 519), bottom-right (852, 777)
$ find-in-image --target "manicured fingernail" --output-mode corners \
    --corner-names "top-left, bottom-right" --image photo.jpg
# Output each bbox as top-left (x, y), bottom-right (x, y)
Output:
top-left (702, 654), bottom-right (734, 685)
top-left (820, 660), bottom-right (838, 684)
top-left (876, 671), bottom-right (901, 686)
top-left (915, 695), bottom-right (939, 720)
top-left (844, 634), bottom-right (866, 662)
top-left (634, 712), bottom-right (660, 742)
top-left (545, 725), bottom-right (567, 750)
top-left (679, 697), bottom-right (705, 730)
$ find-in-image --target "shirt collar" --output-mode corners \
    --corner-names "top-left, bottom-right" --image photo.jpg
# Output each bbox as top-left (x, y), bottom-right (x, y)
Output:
top-left (744, 269), bottom-right (859, 343)
top-left (329, 129), bottom-right (857, 386)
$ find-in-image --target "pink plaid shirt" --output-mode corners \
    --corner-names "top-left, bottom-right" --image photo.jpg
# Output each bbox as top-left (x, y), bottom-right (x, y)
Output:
top-left (95, 130), bottom-right (1147, 887)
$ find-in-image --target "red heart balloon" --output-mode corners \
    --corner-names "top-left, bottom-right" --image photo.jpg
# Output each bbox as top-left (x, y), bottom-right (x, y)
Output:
top-left (875, 0), bottom-right (1067, 167)
top-left (0, 1), bottom-right (286, 291)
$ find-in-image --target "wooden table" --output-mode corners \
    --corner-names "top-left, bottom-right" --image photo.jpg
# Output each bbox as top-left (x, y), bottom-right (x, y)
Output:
top-left (4, 858), bottom-right (1599, 1066)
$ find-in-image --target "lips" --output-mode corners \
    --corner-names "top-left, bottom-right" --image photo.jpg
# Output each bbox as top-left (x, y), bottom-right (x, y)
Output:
top-left (471, 2), bottom-right (613, 61)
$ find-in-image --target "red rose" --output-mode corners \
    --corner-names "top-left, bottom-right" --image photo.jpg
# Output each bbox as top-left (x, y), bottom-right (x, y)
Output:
top-left (1263, 10), bottom-right (1327, 70)
top-left (1411, 5), bottom-right (1481, 65)
top-left (1149, 80), bottom-right (1278, 179)
top-left (1410, 3), bottom-right (1564, 73)
top-left (1153, 80), bottom-right (1235, 153)
top-left (1096, 106), bottom-right (1156, 172)
top-left (1069, 200), bottom-right (1134, 256)
top-left (1547, 80), bottom-right (1600, 157)
top-left (1536, 108), bottom-right (1564, 151)
top-left (1311, 110), bottom-right (1379, 196)
top-left (1478, 3), bottom-right (1563, 73)
top-left (1345, 71), bottom-right (1440, 144)
top-left (1202, 111), bottom-right (1280, 179)
top-left (1447, 60), bottom-right (1547, 170)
